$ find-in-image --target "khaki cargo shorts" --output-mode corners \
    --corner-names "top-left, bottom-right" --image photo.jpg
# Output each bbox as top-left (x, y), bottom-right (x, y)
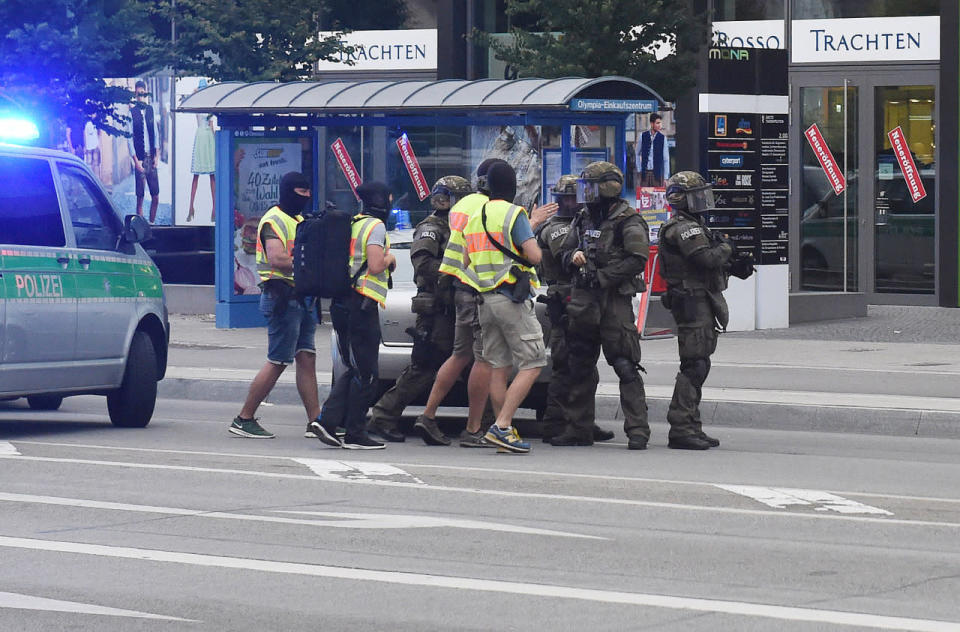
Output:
top-left (451, 288), bottom-right (484, 358)
top-left (477, 292), bottom-right (547, 370)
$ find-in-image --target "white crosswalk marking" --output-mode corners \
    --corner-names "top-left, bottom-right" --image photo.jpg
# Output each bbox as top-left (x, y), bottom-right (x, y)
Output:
top-left (717, 485), bottom-right (893, 515)
top-left (0, 442), bottom-right (20, 456)
top-left (0, 591), bottom-right (194, 621)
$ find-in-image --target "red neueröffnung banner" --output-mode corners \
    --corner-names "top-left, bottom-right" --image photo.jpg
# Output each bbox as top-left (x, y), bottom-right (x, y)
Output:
top-left (804, 123), bottom-right (846, 195)
top-left (396, 133), bottom-right (431, 201)
top-left (331, 138), bottom-right (362, 199)
top-left (887, 126), bottom-right (928, 203)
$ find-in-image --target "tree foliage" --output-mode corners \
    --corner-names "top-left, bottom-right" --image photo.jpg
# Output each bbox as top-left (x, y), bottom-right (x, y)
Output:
top-left (0, 0), bottom-right (142, 140)
top-left (139, 0), bottom-right (405, 82)
top-left (475, 0), bottom-right (710, 101)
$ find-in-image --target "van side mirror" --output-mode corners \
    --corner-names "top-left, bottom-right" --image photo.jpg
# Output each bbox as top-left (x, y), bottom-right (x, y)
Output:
top-left (123, 214), bottom-right (151, 244)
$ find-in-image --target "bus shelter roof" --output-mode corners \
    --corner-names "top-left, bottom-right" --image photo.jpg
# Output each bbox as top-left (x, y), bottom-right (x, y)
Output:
top-left (177, 76), bottom-right (666, 115)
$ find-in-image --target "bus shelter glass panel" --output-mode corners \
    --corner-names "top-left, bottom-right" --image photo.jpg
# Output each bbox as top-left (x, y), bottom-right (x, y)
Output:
top-left (230, 134), bottom-right (313, 296)
top-left (799, 85), bottom-right (858, 292)
top-left (874, 85), bottom-right (936, 294)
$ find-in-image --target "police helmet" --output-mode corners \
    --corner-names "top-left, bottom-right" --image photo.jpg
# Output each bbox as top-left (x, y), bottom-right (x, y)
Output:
top-left (576, 161), bottom-right (623, 204)
top-left (665, 171), bottom-right (715, 214)
top-left (551, 174), bottom-right (581, 217)
top-left (431, 175), bottom-right (472, 211)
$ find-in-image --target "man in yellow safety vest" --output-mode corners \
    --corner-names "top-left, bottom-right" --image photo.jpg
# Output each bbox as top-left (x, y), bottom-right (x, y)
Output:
top-left (231, 172), bottom-right (332, 441)
top-left (312, 181), bottom-right (396, 450)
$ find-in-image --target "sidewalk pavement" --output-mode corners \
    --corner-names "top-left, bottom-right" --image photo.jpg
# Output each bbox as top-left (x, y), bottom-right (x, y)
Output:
top-left (161, 306), bottom-right (960, 439)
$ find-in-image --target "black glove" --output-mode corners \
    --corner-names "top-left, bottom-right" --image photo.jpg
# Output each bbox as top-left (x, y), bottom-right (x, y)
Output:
top-left (728, 251), bottom-right (756, 280)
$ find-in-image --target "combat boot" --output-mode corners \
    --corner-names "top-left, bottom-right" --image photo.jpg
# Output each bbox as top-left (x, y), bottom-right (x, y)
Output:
top-left (549, 429), bottom-right (593, 446)
top-left (668, 435), bottom-right (712, 450)
top-left (698, 431), bottom-right (720, 447)
top-left (369, 418), bottom-right (405, 443)
top-left (593, 425), bottom-right (615, 442)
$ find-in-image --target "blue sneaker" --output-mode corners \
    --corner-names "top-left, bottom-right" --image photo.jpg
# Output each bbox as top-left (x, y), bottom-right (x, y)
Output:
top-left (483, 424), bottom-right (530, 454)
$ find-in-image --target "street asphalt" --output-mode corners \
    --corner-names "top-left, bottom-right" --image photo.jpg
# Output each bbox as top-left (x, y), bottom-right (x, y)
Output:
top-left (161, 305), bottom-right (960, 439)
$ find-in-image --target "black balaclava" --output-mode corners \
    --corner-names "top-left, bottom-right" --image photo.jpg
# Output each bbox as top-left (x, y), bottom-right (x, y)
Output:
top-left (485, 161), bottom-right (516, 202)
top-left (357, 181), bottom-right (392, 221)
top-left (476, 158), bottom-right (508, 196)
top-left (278, 172), bottom-right (311, 216)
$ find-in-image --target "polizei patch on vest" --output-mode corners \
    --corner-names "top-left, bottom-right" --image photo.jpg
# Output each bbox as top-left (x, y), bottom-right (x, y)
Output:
top-left (548, 225), bottom-right (570, 241)
top-left (680, 226), bottom-right (703, 240)
top-left (585, 229), bottom-right (602, 239)
top-left (419, 231), bottom-right (438, 240)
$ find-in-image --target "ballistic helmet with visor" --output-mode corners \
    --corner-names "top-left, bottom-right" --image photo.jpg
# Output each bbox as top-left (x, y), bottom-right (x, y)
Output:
top-left (665, 171), bottom-right (715, 214)
top-left (431, 175), bottom-right (472, 211)
top-left (576, 161), bottom-right (623, 204)
top-left (552, 174), bottom-right (581, 217)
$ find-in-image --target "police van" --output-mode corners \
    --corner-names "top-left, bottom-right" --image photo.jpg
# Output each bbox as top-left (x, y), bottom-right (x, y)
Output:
top-left (0, 139), bottom-right (169, 427)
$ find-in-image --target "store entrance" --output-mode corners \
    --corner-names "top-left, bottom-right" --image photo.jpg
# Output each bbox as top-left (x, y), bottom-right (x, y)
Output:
top-left (791, 69), bottom-right (938, 302)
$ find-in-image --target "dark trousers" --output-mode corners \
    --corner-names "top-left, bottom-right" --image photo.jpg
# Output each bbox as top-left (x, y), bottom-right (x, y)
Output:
top-left (666, 295), bottom-right (717, 438)
top-left (321, 292), bottom-right (381, 439)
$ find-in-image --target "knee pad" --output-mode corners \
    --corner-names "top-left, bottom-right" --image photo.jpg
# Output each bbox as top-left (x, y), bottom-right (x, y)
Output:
top-left (680, 358), bottom-right (709, 387)
top-left (612, 357), bottom-right (640, 384)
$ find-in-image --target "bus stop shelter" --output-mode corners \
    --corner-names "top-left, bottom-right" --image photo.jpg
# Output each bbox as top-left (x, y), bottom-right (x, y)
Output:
top-left (178, 76), bottom-right (666, 327)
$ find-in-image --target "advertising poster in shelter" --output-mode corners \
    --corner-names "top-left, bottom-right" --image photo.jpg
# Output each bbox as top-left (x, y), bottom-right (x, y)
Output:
top-left (70, 77), bottom-right (174, 224)
top-left (470, 125), bottom-right (543, 209)
top-left (175, 77), bottom-right (217, 225)
top-left (231, 136), bottom-right (306, 295)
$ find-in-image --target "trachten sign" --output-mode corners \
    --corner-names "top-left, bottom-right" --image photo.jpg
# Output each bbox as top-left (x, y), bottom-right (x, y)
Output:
top-left (316, 29), bottom-right (437, 72)
top-left (331, 138), bottom-right (362, 200)
top-left (804, 124), bottom-right (845, 195)
top-left (887, 126), bottom-right (928, 203)
top-left (396, 133), bottom-right (430, 201)
top-left (792, 16), bottom-right (940, 64)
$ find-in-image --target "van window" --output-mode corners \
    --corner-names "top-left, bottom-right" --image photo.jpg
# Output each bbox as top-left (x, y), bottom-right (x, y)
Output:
top-left (59, 163), bottom-right (122, 251)
top-left (0, 155), bottom-right (65, 247)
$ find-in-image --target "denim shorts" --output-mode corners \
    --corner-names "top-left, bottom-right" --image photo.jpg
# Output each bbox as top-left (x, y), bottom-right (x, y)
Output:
top-left (260, 291), bottom-right (317, 365)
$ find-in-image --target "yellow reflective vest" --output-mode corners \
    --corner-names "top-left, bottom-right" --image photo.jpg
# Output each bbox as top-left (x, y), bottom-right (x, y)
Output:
top-left (256, 206), bottom-right (301, 285)
top-left (350, 214), bottom-right (391, 307)
top-left (441, 198), bottom-right (539, 293)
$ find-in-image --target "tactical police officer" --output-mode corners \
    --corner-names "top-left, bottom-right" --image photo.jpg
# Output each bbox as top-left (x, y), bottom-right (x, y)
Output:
top-left (368, 176), bottom-right (473, 442)
top-left (536, 175), bottom-right (614, 445)
top-left (559, 162), bottom-right (651, 449)
top-left (659, 171), bottom-right (754, 450)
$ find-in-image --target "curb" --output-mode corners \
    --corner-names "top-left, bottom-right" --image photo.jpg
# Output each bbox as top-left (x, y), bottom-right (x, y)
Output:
top-left (158, 377), bottom-right (960, 439)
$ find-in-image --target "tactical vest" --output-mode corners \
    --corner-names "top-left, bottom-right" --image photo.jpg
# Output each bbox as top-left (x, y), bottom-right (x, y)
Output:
top-left (580, 199), bottom-right (648, 295)
top-left (448, 200), bottom-right (540, 293)
top-left (256, 206), bottom-right (301, 285)
top-left (658, 213), bottom-right (727, 292)
top-left (537, 216), bottom-right (574, 292)
top-left (411, 213), bottom-right (451, 292)
top-left (350, 214), bottom-right (391, 307)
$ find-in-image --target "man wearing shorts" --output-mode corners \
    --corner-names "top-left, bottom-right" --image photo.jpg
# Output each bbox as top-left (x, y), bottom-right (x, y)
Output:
top-left (442, 161), bottom-right (553, 453)
top-left (229, 172), bottom-right (338, 446)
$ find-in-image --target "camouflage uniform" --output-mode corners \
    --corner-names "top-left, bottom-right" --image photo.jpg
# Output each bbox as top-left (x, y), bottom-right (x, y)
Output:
top-left (369, 177), bottom-right (470, 440)
top-left (559, 162), bottom-right (651, 448)
top-left (658, 171), bottom-right (738, 450)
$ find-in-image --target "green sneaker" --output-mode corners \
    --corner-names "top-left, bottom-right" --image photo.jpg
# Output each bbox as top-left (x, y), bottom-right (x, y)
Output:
top-left (229, 416), bottom-right (275, 439)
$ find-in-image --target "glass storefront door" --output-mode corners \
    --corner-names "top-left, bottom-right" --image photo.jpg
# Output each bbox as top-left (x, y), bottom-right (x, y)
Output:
top-left (791, 70), bottom-right (939, 301)
top-left (873, 85), bottom-right (936, 294)
top-left (797, 82), bottom-right (858, 291)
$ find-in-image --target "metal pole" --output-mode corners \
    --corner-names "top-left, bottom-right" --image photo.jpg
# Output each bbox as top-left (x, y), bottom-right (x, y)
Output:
top-left (843, 78), bottom-right (848, 293)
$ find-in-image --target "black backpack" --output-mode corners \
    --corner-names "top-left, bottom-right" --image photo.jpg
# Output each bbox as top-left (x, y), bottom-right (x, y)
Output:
top-left (292, 208), bottom-right (366, 299)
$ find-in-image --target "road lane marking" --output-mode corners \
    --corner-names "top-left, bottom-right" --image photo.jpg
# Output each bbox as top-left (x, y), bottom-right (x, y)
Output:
top-left (0, 591), bottom-right (194, 621)
top-left (716, 485), bottom-right (893, 515)
top-left (0, 442), bottom-right (19, 456)
top-left (0, 492), bottom-right (599, 540)
top-left (2, 455), bottom-right (958, 530)
top-left (0, 536), bottom-right (956, 631)
top-left (292, 458), bottom-right (425, 485)
top-left (270, 510), bottom-right (602, 538)
top-left (16, 440), bottom-right (960, 507)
